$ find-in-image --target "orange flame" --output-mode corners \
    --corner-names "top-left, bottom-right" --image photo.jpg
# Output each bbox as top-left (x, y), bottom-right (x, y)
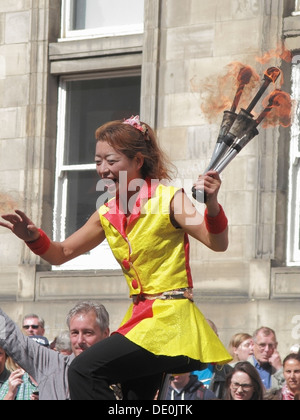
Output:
top-left (198, 62), bottom-right (259, 121)
top-left (230, 66), bottom-right (254, 112)
top-left (238, 66), bottom-right (253, 85)
top-left (260, 89), bottom-right (292, 128)
top-left (194, 45), bottom-right (293, 129)
top-left (264, 67), bottom-right (281, 84)
top-left (256, 43), bottom-right (292, 65)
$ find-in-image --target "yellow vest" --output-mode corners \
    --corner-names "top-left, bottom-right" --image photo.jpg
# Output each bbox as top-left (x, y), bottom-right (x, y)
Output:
top-left (98, 179), bottom-right (232, 363)
top-left (99, 180), bottom-right (191, 296)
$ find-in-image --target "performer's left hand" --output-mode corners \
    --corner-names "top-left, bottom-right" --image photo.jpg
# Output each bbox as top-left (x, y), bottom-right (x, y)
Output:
top-left (193, 171), bottom-right (221, 214)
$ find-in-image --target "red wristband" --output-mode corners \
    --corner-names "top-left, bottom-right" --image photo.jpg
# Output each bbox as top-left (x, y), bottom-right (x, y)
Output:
top-left (25, 229), bottom-right (51, 255)
top-left (204, 205), bottom-right (228, 234)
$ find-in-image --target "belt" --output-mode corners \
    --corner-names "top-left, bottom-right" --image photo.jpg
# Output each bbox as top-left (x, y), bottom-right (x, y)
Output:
top-left (132, 287), bottom-right (194, 304)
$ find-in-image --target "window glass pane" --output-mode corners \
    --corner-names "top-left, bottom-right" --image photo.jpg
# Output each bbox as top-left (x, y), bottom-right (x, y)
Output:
top-left (64, 76), bottom-right (141, 165)
top-left (65, 170), bottom-right (99, 237)
top-left (71, 0), bottom-right (144, 31)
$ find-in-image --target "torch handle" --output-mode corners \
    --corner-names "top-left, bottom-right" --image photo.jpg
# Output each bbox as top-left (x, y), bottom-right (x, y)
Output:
top-left (192, 186), bottom-right (207, 203)
top-left (192, 126), bottom-right (259, 202)
top-left (245, 79), bottom-right (271, 113)
top-left (213, 127), bottom-right (259, 173)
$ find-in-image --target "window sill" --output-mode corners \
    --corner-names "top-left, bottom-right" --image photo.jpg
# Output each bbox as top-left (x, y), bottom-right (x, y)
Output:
top-left (35, 269), bottom-right (126, 301)
top-left (49, 33), bottom-right (143, 62)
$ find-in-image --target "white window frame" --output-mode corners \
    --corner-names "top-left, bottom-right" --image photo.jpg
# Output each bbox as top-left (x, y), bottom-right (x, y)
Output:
top-left (293, 0), bottom-right (300, 15)
top-left (60, 0), bottom-right (144, 41)
top-left (53, 70), bottom-right (141, 271)
top-left (287, 62), bottom-right (300, 265)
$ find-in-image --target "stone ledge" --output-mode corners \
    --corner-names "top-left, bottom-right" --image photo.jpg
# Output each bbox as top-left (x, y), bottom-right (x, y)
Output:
top-left (283, 16), bottom-right (300, 34)
top-left (50, 54), bottom-right (143, 76)
top-left (35, 270), bottom-right (127, 301)
top-left (49, 34), bottom-right (143, 61)
top-left (283, 15), bottom-right (300, 53)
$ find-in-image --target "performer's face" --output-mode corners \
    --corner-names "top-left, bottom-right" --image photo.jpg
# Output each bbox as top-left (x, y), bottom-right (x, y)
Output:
top-left (69, 310), bottom-right (109, 356)
top-left (95, 141), bottom-right (143, 197)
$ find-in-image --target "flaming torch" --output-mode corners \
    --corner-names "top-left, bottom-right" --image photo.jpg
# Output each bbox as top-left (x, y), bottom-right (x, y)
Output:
top-left (192, 66), bottom-right (284, 202)
top-left (206, 66), bottom-right (253, 171)
top-left (213, 89), bottom-right (290, 173)
top-left (245, 66), bottom-right (281, 113)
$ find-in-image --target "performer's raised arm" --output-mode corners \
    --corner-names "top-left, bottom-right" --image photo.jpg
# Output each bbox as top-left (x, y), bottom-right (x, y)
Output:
top-left (172, 170), bottom-right (228, 252)
top-left (0, 209), bottom-right (105, 265)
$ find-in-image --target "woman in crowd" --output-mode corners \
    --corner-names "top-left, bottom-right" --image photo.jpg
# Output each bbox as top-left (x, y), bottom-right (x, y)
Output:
top-left (228, 332), bottom-right (254, 366)
top-left (225, 361), bottom-right (265, 400)
top-left (279, 352), bottom-right (300, 400)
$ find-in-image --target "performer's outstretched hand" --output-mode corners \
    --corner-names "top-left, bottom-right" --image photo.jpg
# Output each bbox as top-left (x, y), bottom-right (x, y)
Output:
top-left (0, 210), bottom-right (40, 242)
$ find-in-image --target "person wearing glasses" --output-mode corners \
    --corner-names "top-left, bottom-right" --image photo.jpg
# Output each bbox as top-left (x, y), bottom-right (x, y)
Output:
top-left (22, 314), bottom-right (45, 337)
top-left (248, 326), bottom-right (284, 390)
top-left (225, 361), bottom-right (265, 400)
top-left (0, 302), bottom-right (110, 399)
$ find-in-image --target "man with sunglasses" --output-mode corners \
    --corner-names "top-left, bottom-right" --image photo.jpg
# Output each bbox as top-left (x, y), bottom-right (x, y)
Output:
top-left (22, 314), bottom-right (45, 337)
top-left (0, 302), bottom-right (110, 399)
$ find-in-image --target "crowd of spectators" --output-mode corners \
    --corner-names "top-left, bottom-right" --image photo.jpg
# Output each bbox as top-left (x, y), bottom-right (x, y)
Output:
top-left (0, 305), bottom-right (299, 400)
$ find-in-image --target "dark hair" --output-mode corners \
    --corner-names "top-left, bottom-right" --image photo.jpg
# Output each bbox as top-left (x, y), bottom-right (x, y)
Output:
top-left (283, 352), bottom-right (300, 367)
top-left (95, 120), bottom-right (175, 181)
top-left (225, 361), bottom-right (265, 400)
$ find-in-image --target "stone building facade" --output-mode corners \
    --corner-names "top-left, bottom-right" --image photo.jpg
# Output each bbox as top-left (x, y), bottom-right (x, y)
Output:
top-left (0, 0), bottom-right (300, 356)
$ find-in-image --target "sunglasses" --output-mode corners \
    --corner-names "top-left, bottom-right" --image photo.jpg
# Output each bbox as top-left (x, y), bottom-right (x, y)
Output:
top-left (23, 325), bottom-right (40, 330)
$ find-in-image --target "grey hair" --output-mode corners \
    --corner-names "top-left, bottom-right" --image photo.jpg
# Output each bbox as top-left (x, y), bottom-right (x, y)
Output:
top-left (55, 330), bottom-right (72, 353)
top-left (22, 313), bottom-right (45, 329)
top-left (252, 326), bottom-right (277, 342)
top-left (66, 301), bottom-right (109, 331)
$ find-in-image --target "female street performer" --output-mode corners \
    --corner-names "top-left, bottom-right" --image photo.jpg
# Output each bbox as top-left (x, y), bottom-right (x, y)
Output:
top-left (0, 116), bottom-right (232, 399)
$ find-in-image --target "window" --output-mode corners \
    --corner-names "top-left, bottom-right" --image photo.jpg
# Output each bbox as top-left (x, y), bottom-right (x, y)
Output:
top-left (294, 0), bottom-right (300, 14)
top-left (61, 0), bottom-right (144, 40)
top-left (54, 72), bottom-right (141, 270)
top-left (287, 61), bottom-right (300, 265)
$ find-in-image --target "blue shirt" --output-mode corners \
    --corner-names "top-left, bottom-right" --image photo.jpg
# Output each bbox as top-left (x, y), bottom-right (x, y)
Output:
top-left (253, 356), bottom-right (272, 389)
top-left (192, 364), bottom-right (214, 388)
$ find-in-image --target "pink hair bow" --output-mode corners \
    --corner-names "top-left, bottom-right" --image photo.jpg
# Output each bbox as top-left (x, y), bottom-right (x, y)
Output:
top-left (123, 115), bottom-right (148, 135)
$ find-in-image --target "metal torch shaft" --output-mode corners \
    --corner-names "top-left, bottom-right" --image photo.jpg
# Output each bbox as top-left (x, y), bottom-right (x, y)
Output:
top-left (245, 79), bottom-right (271, 113)
top-left (207, 110), bottom-right (237, 169)
top-left (213, 128), bottom-right (259, 173)
top-left (246, 67), bottom-right (281, 114)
